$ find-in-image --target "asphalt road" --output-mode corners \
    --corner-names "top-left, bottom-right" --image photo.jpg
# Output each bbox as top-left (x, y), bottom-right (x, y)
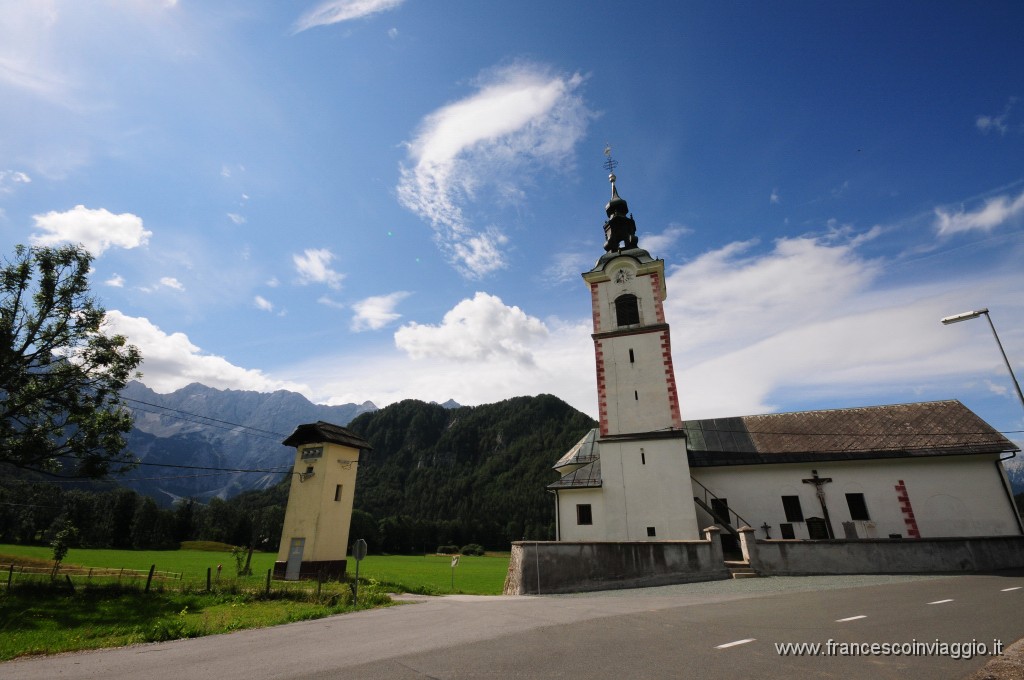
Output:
top-left (5, 573), bottom-right (1024, 679)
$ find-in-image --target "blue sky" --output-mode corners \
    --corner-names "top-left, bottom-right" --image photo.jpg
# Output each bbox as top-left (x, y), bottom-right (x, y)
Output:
top-left (2, 1), bottom-right (1023, 443)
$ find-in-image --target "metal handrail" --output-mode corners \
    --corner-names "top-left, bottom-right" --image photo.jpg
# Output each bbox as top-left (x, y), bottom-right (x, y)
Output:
top-left (690, 476), bottom-right (753, 528)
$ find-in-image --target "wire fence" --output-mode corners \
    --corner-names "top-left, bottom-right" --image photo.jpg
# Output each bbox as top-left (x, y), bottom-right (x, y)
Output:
top-left (1, 562), bottom-right (358, 598)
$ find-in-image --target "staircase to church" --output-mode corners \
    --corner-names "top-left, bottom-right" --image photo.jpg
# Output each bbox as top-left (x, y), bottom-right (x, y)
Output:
top-left (724, 560), bottom-right (759, 579)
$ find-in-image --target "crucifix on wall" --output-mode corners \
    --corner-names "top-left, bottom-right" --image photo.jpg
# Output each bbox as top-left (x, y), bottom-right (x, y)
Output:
top-left (802, 469), bottom-right (835, 539)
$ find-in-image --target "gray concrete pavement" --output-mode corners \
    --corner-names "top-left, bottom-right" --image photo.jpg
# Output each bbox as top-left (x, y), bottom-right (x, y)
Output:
top-left (4, 573), bottom-right (1024, 679)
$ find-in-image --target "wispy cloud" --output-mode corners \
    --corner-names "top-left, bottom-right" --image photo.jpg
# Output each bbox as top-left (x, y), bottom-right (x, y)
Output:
top-left (227, 213), bottom-right (246, 225)
top-left (397, 62), bottom-right (591, 278)
top-left (30, 205), bottom-right (152, 256)
top-left (351, 291), bottom-right (411, 331)
top-left (976, 98), bottom-right (1017, 135)
top-left (254, 295), bottom-right (274, 312)
top-left (934, 189), bottom-right (1024, 237)
top-left (769, 188), bottom-right (780, 204)
top-left (293, 248), bottom-right (345, 288)
top-left (105, 274), bottom-right (125, 288)
top-left (395, 292), bottom-right (548, 365)
top-left (292, 0), bottom-right (405, 34)
top-left (0, 170), bottom-right (31, 193)
top-left (640, 224), bottom-right (691, 256)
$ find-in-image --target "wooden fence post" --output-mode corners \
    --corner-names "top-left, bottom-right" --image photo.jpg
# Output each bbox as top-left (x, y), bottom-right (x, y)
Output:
top-left (265, 569), bottom-right (272, 596)
top-left (145, 565), bottom-right (155, 593)
top-left (206, 567), bottom-right (211, 592)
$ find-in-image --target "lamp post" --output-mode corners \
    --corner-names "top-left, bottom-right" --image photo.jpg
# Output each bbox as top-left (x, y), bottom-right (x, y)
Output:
top-left (941, 308), bottom-right (1024, 414)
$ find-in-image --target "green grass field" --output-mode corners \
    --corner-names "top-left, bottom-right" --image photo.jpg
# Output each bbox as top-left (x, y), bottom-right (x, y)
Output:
top-left (0, 544), bottom-right (510, 595)
top-left (0, 544), bottom-right (511, 661)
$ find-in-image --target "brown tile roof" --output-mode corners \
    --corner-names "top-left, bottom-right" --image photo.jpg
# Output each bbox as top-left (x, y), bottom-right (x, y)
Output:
top-left (282, 421), bottom-right (372, 451)
top-left (684, 400), bottom-right (1016, 467)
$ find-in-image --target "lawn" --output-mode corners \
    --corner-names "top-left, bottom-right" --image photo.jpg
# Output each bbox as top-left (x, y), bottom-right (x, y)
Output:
top-left (0, 544), bottom-right (510, 595)
top-left (0, 545), bottom-right (511, 661)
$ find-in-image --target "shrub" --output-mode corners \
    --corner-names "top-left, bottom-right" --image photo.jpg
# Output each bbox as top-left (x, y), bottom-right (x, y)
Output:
top-left (459, 544), bottom-right (485, 556)
top-left (436, 545), bottom-right (459, 555)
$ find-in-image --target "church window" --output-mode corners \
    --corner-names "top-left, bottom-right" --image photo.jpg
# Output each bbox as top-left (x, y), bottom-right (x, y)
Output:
top-left (576, 504), bottom-right (593, 525)
top-left (780, 523), bottom-right (796, 539)
top-left (781, 496), bottom-right (804, 522)
top-left (614, 294), bottom-right (640, 326)
top-left (846, 493), bottom-right (870, 521)
top-left (301, 446), bottom-right (323, 460)
top-left (334, 484), bottom-right (343, 502)
top-left (629, 348), bottom-right (635, 363)
top-left (646, 526), bottom-right (656, 537)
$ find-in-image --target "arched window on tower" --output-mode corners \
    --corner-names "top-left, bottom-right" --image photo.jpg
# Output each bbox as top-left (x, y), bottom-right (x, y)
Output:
top-left (615, 294), bottom-right (640, 327)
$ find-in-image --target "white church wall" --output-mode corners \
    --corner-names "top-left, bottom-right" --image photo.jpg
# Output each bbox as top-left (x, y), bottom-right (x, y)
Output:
top-left (600, 331), bottom-right (676, 434)
top-left (600, 439), bottom-right (700, 540)
top-left (556, 488), bottom-right (606, 541)
top-left (690, 454), bottom-right (1020, 541)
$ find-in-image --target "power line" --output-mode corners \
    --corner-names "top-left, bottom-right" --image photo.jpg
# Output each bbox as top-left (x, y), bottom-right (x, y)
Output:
top-left (120, 396), bottom-right (290, 441)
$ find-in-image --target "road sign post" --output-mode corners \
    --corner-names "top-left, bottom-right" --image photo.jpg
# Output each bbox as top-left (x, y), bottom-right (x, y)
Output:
top-left (450, 554), bottom-right (459, 591)
top-left (352, 538), bottom-right (367, 605)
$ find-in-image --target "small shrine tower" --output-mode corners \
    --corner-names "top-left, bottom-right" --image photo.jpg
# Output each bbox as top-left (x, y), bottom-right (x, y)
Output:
top-left (274, 421), bottom-right (371, 580)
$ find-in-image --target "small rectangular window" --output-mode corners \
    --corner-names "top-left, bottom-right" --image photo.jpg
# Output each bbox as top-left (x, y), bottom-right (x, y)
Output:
top-left (780, 523), bottom-right (795, 539)
top-left (646, 526), bottom-right (656, 537)
top-left (781, 496), bottom-right (804, 522)
top-left (846, 493), bottom-right (870, 521)
top-left (334, 484), bottom-right (342, 502)
top-left (301, 446), bottom-right (323, 460)
top-left (629, 348), bottom-right (635, 363)
top-left (634, 390), bottom-right (638, 400)
top-left (576, 504), bottom-right (593, 525)
top-left (640, 448), bottom-right (645, 465)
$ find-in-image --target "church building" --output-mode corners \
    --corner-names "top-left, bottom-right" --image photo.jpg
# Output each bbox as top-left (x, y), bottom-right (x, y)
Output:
top-left (550, 167), bottom-right (1022, 552)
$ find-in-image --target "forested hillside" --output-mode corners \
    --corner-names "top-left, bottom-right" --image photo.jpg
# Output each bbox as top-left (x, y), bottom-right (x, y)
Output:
top-left (346, 395), bottom-right (596, 549)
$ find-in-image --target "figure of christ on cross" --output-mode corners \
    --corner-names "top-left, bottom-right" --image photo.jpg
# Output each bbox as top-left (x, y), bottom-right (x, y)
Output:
top-left (802, 469), bottom-right (835, 539)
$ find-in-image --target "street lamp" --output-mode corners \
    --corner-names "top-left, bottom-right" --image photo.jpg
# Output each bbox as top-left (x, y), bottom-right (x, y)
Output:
top-left (941, 307), bottom-right (1024, 413)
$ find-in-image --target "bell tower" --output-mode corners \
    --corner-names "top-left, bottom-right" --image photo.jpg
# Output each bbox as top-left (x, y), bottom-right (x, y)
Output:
top-left (583, 161), bottom-right (683, 437)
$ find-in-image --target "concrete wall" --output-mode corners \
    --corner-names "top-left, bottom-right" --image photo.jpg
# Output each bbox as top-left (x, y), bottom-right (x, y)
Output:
top-left (692, 455), bottom-right (1021, 541)
top-left (739, 530), bottom-right (1024, 576)
top-left (504, 528), bottom-right (729, 595)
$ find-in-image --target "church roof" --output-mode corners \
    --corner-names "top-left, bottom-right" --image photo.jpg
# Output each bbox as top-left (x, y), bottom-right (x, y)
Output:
top-left (282, 421), bottom-right (372, 451)
top-left (684, 399), bottom-right (1016, 467)
top-left (548, 458), bottom-right (602, 489)
top-left (553, 428), bottom-right (600, 470)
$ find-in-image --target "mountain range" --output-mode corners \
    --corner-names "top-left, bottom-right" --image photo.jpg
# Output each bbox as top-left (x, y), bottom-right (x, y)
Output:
top-left (120, 381), bottom-right (379, 504)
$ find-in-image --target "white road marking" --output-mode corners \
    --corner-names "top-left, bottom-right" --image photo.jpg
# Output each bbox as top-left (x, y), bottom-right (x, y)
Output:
top-left (927, 599), bottom-right (954, 604)
top-left (836, 615), bottom-right (867, 622)
top-left (716, 638), bottom-right (756, 649)
top-left (1001, 587), bottom-right (1022, 592)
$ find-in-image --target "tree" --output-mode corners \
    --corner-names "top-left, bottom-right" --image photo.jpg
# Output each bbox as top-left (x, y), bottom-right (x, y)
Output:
top-left (0, 244), bottom-right (141, 477)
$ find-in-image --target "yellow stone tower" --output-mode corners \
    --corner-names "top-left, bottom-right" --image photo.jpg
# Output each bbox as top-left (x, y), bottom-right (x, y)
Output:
top-left (274, 421), bottom-right (371, 580)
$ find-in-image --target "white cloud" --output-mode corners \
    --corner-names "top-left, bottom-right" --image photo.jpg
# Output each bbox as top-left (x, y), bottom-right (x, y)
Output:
top-left (292, 0), bottom-right (405, 34)
top-left (387, 27), bottom-right (399, 39)
top-left (254, 295), bottom-right (274, 312)
top-left (640, 224), bottom-right (690, 256)
top-left (351, 291), bottom-right (411, 331)
top-left (30, 205), bottom-right (152, 256)
top-left (160, 276), bottom-right (184, 291)
top-left (976, 99), bottom-right (1016, 135)
top-left (227, 213), bottom-right (246, 225)
top-left (104, 311), bottom-right (311, 394)
top-left (293, 248), bottom-right (344, 288)
top-left (0, 170), bottom-right (31, 193)
top-left (663, 233), bottom-right (1024, 419)
top-left (934, 189), bottom-right (1024, 237)
top-left (397, 63), bottom-right (591, 277)
top-left (544, 251), bottom-right (592, 284)
top-left (395, 292), bottom-right (549, 365)
top-left (769, 188), bottom-right (780, 204)
top-left (317, 295), bottom-right (346, 310)
top-left (105, 274), bottom-right (125, 288)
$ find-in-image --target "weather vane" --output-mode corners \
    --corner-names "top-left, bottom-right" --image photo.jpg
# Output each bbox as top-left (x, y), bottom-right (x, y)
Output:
top-left (602, 145), bottom-right (619, 177)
